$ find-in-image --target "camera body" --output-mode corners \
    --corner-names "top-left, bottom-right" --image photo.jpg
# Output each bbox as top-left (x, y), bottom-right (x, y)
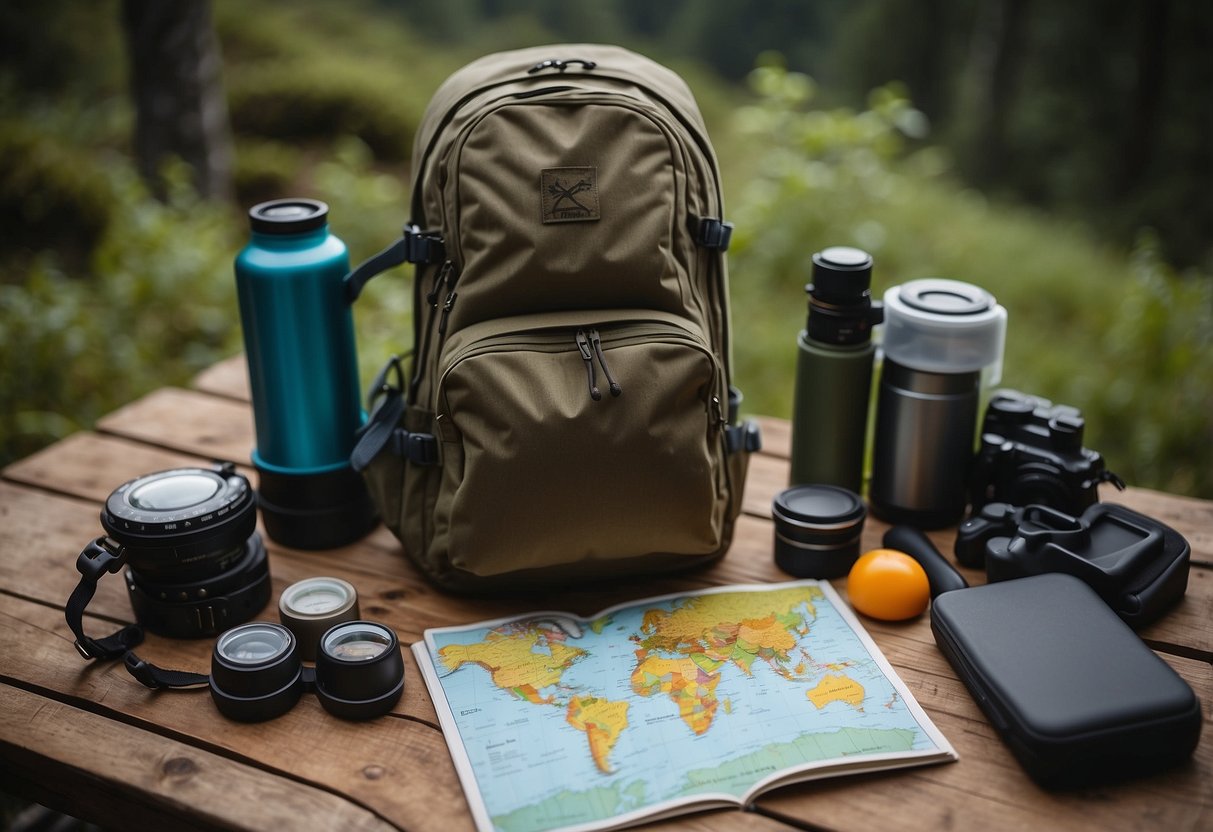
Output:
top-left (969, 389), bottom-right (1122, 517)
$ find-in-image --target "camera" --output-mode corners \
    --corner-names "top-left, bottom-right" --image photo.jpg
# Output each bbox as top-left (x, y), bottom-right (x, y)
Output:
top-left (99, 462), bottom-right (272, 639)
top-left (969, 389), bottom-right (1123, 517)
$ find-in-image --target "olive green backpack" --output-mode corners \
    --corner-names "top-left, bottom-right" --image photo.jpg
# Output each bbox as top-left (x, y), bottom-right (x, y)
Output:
top-left (348, 44), bottom-right (760, 592)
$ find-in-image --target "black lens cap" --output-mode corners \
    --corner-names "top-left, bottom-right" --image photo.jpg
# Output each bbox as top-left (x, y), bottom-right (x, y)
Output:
top-left (772, 485), bottom-right (867, 578)
top-left (248, 198), bottom-right (329, 234)
top-left (810, 246), bottom-right (874, 302)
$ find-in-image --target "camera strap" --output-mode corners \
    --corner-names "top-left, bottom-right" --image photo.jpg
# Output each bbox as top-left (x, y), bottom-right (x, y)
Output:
top-left (67, 537), bottom-right (211, 689)
top-left (66, 537), bottom-right (145, 661)
top-left (123, 652), bottom-right (210, 690)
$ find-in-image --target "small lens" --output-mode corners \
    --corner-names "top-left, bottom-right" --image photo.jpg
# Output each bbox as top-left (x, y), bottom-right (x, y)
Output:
top-left (323, 623), bottom-right (392, 662)
top-left (313, 620), bottom-right (404, 720)
top-left (282, 578), bottom-right (355, 616)
top-left (128, 474), bottom-right (220, 511)
top-left (217, 624), bottom-right (291, 665)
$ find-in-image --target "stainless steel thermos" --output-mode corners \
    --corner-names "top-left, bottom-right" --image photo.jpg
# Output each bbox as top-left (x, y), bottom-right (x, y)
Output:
top-left (869, 278), bottom-right (1007, 528)
top-left (234, 199), bottom-right (376, 549)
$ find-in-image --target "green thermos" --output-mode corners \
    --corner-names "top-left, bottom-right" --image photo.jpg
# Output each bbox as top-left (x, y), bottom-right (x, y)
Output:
top-left (235, 199), bottom-right (377, 549)
top-left (789, 247), bottom-right (884, 493)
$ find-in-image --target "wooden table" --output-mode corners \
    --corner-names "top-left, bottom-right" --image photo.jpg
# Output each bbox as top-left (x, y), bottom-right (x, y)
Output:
top-left (1, 355), bottom-right (1209, 832)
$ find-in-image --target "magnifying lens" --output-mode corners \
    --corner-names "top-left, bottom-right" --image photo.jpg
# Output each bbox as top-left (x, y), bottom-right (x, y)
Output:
top-left (278, 577), bottom-right (360, 661)
top-left (209, 623), bottom-right (305, 722)
top-left (314, 621), bottom-right (406, 720)
top-left (206, 619), bottom-right (404, 723)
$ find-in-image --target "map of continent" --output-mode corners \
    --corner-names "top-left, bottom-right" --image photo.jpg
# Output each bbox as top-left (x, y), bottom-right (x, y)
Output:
top-left (421, 582), bottom-right (953, 832)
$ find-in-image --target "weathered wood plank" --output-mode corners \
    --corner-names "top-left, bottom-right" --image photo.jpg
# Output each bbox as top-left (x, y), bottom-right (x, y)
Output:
top-left (191, 352), bottom-right (248, 401)
top-left (6, 426), bottom-right (1210, 659)
top-left (96, 387), bottom-right (255, 464)
top-left (0, 683), bottom-right (393, 832)
top-left (754, 650), bottom-right (1212, 832)
top-left (0, 593), bottom-right (473, 832)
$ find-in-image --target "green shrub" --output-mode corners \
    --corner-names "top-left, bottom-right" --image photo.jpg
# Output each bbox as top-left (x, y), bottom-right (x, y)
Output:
top-left (0, 123), bottom-right (113, 270)
top-left (726, 63), bottom-right (1213, 497)
top-left (0, 162), bottom-right (241, 466)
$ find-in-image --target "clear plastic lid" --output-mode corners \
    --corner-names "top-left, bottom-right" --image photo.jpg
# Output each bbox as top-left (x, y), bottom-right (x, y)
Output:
top-left (880, 278), bottom-right (1007, 381)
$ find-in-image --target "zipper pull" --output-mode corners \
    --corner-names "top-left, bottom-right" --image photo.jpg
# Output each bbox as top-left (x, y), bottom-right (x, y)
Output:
top-left (588, 329), bottom-right (621, 397)
top-left (425, 260), bottom-right (453, 307)
top-left (575, 330), bottom-right (601, 401)
top-left (438, 291), bottom-right (458, 336)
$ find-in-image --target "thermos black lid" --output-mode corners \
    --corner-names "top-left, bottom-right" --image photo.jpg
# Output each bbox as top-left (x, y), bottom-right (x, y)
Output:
top-left (810, 246), bottom-right (873, 302)
top-left (249, 198), bottom-right (329, 234)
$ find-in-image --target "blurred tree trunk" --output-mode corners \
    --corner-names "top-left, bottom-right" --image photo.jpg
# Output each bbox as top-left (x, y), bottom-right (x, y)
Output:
top-left (960, 0), bottom-right (1030, 187)
top-left (1117, 0), bottom-right (1170, 197)
top-left (121, 0), bottom-right (233, 201)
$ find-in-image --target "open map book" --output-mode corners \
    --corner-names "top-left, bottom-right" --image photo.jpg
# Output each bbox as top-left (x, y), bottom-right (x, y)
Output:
top-left (413, 580), bottom-right (957, 832)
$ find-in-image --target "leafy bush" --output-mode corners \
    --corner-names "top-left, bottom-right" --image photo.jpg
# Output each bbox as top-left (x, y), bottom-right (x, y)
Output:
top-left (726, 63), bottom-right (1213, 497)
top-left (0, 161), bottom-right (241, 465)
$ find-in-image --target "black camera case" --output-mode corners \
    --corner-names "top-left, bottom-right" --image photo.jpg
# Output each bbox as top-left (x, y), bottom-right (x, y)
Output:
top-left (969, 389), bottom-right (1123, 515)
top-left (969, 502), bottom-right (1190, 628)
top-left (931, 573), bottom-right (1201, 788)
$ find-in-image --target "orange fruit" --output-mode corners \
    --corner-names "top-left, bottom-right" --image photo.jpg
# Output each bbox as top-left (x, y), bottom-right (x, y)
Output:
top-left (847, 548), bottom-right (931, 621)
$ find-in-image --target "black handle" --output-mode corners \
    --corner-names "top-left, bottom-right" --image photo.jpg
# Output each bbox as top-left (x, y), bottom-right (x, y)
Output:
top-left (883, 526), bottom-right (969, 597)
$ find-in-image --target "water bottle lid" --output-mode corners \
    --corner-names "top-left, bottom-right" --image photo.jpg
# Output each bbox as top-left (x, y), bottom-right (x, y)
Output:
top-left (249, 199), bottom-right (329, 234)
top-left (880, 278), bottom-right (1007, 379)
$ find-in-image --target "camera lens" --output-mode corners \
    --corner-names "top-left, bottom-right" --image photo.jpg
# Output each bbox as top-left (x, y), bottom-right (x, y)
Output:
top-left (102, 465), bottom-right (256, 581)
top-left (314, 621), bottom-right (405, 721)
top-left (102, 465), bottom-right (271, 639)
top-left (772, 485), bottom-right (867, 578)
top-left (210, 622), bottom-right (305, 722)
top-left (218, 624), bottom-right (291, 664)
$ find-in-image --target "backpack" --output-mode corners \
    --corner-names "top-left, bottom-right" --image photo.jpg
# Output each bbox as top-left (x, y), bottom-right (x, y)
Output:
top-left (347, 44), bottom-right (761, 592)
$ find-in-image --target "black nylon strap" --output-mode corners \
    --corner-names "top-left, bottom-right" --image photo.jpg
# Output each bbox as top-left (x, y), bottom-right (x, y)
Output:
top-left (350, 356), bottom-right (439, 471)
top-left (124, 652), bottom-right (210, 690)
top-left (350, 386), bottom-right (406, 472)
top-left (66, 538), bottom-right (145, 660)
top-left (344, 225), bottom-right (445, 303)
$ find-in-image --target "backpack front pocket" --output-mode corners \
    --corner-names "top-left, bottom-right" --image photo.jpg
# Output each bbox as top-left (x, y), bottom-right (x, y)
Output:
top-left (431, 310), bottom-right (727, 576)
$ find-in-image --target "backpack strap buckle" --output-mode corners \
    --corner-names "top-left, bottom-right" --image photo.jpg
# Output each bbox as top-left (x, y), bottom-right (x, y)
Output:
top-left (691, 216), bottom-right (734, 251)
top-left (393, 430), bottom-right (439, 466)
top-left (725, 421), bottom-right (762, 454)
top-left (401, 224), bottom-right (445, 265)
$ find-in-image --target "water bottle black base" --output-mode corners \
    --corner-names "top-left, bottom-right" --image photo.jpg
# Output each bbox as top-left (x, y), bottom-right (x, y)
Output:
top-left (868, 499), bottom-right (964, 531)
top-left (256, 464), bottom-right (378, 550)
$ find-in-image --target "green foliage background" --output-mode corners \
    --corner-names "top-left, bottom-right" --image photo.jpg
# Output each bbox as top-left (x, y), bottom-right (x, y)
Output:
top-left (1, 0), bottom-right (1210, 498)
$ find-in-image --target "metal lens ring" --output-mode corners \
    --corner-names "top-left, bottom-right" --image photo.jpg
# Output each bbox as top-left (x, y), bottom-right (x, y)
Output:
top-left (314, 621), bottom-right (405, 721)
top-left (102, 464), bottom-right (257, 582)
top-left (209, 622), bottom-right (304, 722)
top-left (278, 577), bottom-right (360, 662)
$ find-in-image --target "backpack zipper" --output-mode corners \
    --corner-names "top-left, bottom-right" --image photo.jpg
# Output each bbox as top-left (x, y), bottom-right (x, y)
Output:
top-left (410, 259), bottom-right (456, 402)
top-left (587, 328), bottom-right (621, 397)
top-left (575, 329), bottom-right (601, 401)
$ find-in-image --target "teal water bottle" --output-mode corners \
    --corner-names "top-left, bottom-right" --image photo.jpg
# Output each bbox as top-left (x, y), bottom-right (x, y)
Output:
top-left (235, 199), bottom-right (376, 549)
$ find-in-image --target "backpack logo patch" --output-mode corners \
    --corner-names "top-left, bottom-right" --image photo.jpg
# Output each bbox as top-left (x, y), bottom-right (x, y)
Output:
top-left (541, 167), bottom-right (600, 223)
